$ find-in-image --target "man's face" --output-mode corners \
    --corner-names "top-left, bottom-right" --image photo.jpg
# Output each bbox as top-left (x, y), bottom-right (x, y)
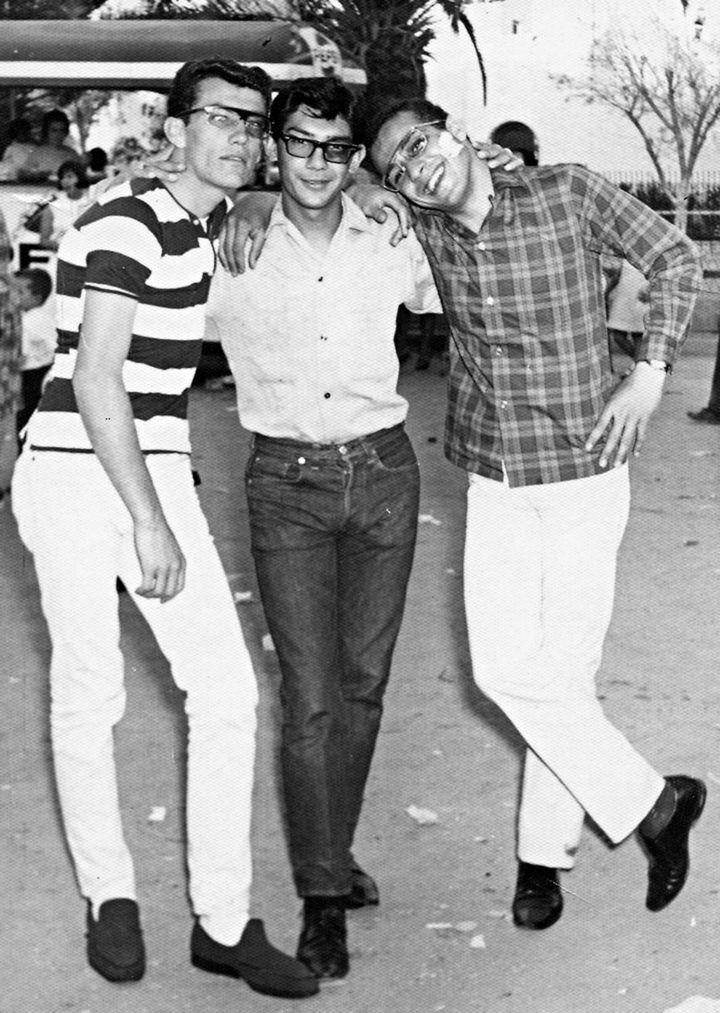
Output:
top-left (276, 104), bottom-right (363, 214)
top-left (175, 76), bottom-right (268, 196)
top-left (370, 111), bottom-right (471, 214)
top-left (46, 122), bottom-right (69, 147)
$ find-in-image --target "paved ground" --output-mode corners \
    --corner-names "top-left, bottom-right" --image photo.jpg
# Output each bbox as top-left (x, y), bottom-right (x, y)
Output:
top-left (2, 337), bottom-right (719, 1013)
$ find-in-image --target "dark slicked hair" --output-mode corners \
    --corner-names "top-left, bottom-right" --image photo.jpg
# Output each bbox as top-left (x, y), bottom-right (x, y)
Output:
top-left (270, 77), bottom-right (357, 139)
top-left (166, 58), bottom-right (272, 120)
top-left (364, 96), bottom-right (448, 170)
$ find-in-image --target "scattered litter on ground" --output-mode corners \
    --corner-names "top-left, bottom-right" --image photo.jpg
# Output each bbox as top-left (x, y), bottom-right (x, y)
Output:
top-left (454, 921), bottom-right (478, 932)
top-left (209, 486), bottom-right (230, 494)
top-left (689, 450), bottom-right (716, 458)
top-left (684, 539), bottom-right (700, 546)
top-left (262, 633), bottom-right (275, 652)
top-left (663, 998), bottom-right (720, 1013)
top-left (406, 804), bottom-right (439, 825)
top-left (148, 806), bottom-right (166, 823)
top-left (418, 513), bottom-right (442, 526)
top-left (446, 568), bottom-right (456, 575)
top-left (426, 922), bottom-right (454, 930)
top-left (232, 590), bottom-right (254, 604)
top-left (469, 934), bottom-right (486, 949)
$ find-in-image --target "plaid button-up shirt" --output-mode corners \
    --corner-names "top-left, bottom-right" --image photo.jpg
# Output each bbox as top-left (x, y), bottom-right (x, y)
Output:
top-left (414, 163), bottom-right (702, 487)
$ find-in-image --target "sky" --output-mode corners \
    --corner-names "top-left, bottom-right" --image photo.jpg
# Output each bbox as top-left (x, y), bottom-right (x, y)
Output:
top-left (424, 0), bottom-right (718, 174)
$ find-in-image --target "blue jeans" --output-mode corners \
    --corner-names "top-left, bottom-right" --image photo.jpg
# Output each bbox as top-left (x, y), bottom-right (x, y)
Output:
top-left (245, 423), bottom-right (420, 897)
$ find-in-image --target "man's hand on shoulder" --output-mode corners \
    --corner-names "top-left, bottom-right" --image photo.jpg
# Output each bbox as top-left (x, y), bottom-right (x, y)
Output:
top-left (471, 140), bottom-right (525, 171)
top-left (345, 167), bottom-right (414, 247)
top-left (219, 191), bottom-right (276, 275)
top-left (585, 360), bottom-right (668, 468)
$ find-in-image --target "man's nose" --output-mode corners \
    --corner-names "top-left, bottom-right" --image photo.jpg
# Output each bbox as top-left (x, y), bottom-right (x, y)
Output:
top-left (307, 143), bottom-right (326, 168)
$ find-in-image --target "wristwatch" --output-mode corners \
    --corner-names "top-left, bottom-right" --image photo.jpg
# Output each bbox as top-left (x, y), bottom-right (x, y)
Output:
top-left (637, 359), bottom-right (671, 373)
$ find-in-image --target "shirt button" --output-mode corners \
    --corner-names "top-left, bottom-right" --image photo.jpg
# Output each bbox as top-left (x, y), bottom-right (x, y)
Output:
top-left (324, 392), bottom-right (331, 399)
top-left (298, 456), bottom-right (306, 464)
top-left (486, 296), bottom-right (495, 306)
top-left (338, 444), bottom-right (347, 454)
top-left (320, 335), bottom-right (327, 341)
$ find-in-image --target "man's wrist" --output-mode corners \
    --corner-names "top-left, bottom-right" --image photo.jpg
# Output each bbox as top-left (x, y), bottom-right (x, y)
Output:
top-left (635, 358), bottom-right (672, 374)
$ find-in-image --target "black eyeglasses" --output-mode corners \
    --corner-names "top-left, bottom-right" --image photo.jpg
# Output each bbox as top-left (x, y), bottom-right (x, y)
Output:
top-left (279, 133), bottom-right (360, 165)
top-left (178, 105), bottom-right (269, 139)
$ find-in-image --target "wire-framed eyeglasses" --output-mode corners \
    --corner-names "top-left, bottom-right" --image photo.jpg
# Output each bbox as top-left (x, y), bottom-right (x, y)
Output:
top-left (279, 133), bottom-right (361, 165)
top-left (382, 120), bottom-right (445, 193)
top-left (178, 105), bottom-right (270, 139)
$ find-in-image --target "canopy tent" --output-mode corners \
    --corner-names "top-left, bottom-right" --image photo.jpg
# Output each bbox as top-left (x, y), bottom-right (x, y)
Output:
top-left (0, 19), bottom-right (365, 89)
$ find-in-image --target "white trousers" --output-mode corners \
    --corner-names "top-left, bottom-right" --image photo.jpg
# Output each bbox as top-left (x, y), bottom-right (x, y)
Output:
top-left (464, 465), bottom-right (664, 869)
top-left (13, 449), bottom-right (258, 938)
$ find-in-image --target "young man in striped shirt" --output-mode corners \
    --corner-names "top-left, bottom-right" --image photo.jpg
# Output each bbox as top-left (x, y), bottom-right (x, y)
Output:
top-left (368, 99), bottom-right (705, 930)
top-left (11, 58), bottom-right (317, 1000)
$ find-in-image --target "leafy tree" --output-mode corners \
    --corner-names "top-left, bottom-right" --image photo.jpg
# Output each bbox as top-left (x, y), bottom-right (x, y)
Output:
top-left (0, 0), bottom-right (105, 17)
top-left (294, 0), bottom-right (487, 116)
top-left (554, 15), bottom-right (720, 232)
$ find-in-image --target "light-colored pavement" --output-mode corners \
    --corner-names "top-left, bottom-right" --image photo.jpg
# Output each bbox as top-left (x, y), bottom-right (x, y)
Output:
top-left (2, 341), bottom-right (719, 1013)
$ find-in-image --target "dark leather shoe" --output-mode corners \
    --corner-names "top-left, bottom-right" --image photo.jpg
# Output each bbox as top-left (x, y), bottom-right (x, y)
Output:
top-left (687, 407), bottom-right (720, 424)
top-left (512, 862), bottom-right (563, 930)
top-left (639, 774), bottom-right (707, 912)
top-left (345, 863), bottom-right (380, 909)
top-left (191, 918), bottom-right (318, 998)
top-left (297, 901), bottom-right (349, 979)
top-left (86, 898), bottom-right (145, 982)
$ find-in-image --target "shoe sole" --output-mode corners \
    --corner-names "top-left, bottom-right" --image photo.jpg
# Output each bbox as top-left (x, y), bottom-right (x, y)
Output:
top-left (88, 949), bottom-right (145, 983)
top-left (191, 952), bottom-right (319, 999)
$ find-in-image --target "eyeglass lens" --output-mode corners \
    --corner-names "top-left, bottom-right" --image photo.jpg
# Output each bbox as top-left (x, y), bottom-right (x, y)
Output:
top-left (282, 134), bottom-right (357, 164)
top-left (384, 128), bottom-right (429, 191)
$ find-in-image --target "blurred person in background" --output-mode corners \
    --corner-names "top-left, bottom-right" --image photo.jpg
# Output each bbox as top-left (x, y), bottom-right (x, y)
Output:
top-left (0, 208), bottom-right (21, 501)
top-left (0, 117), bottom-right (37, 181)
top-left (14, 267), bottom-right (55, 444)
top-left (19, 109), bottom-right (78, 183)
top-left (38, 160), bottom-right (93, 251)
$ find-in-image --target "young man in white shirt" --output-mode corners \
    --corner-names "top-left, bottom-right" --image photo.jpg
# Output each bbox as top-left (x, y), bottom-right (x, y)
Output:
top-left (205, 77), bottom-right (442, 980)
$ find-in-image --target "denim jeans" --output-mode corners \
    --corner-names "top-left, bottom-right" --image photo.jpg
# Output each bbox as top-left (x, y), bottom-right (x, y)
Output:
top-left (245, 423), bottom-right (420, 897)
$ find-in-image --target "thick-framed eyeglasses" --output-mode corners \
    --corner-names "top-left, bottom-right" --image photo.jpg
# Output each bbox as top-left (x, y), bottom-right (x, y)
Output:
top-left (383, 119), bottom-right (445, 193)
top-left (178, 105), bottom-right (269, 139)
top-left (279, 133), bottom-right (360, 165)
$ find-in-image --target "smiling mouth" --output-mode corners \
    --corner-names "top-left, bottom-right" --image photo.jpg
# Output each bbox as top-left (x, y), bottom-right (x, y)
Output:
top-left (424, 163), bottom-right (444, 196)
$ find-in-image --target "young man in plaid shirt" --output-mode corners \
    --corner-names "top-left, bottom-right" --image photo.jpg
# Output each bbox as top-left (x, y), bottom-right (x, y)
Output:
top-left (368, 97), bottom-right (705, 930)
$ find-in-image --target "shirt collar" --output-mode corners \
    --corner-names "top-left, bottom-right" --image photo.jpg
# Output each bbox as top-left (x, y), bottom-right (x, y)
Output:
top-left (267, 190), bottom-right (376, 237)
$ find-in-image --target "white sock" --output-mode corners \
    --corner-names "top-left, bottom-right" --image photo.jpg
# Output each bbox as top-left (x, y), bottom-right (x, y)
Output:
top-left (199, 912), bottom-right (249, 947)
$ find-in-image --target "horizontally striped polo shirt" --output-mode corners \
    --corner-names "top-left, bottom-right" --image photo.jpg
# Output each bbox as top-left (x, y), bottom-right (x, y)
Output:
top-left (27, 177), bottom-right (228, 454)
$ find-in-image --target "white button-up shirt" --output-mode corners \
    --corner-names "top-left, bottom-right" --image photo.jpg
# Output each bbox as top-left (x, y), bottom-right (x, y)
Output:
top-left (205, 193), bottom-right (441, 443)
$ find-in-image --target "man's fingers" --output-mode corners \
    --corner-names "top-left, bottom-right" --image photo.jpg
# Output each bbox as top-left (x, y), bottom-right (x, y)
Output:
top-left (247, 229), bottom-right (268, 271)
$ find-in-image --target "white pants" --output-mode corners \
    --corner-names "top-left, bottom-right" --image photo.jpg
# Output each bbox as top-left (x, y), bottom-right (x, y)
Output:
top-left (464, 465), bottom-right (664, 869)
top-left (13, 449), bottom-right (258, 937)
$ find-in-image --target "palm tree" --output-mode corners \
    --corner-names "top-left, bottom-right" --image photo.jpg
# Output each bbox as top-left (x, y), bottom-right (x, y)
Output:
top-left (295, 0), bottom-right (487, 112)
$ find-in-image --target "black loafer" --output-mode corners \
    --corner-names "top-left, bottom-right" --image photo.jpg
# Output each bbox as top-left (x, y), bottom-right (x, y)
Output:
top-left (297, 900), bottom-right (349, 979)
top-left (86, 898), bottom-right (145, 982)
top-left (345, 863), bottom-right (380, 909)
top-left (191, 918), bottom-right (318, 999)
top-left (639, 775), bottom-right (707, 912)
top-left (512, 862), bottom-right (563, 930)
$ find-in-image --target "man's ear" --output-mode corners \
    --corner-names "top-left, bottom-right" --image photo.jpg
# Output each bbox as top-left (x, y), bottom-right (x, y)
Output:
top-left (164, 116), bottom-right (188, 152)
top-left (347, 144), bottom-right (367, 178)
top-left (445, 115), bottom-right (469, 143)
